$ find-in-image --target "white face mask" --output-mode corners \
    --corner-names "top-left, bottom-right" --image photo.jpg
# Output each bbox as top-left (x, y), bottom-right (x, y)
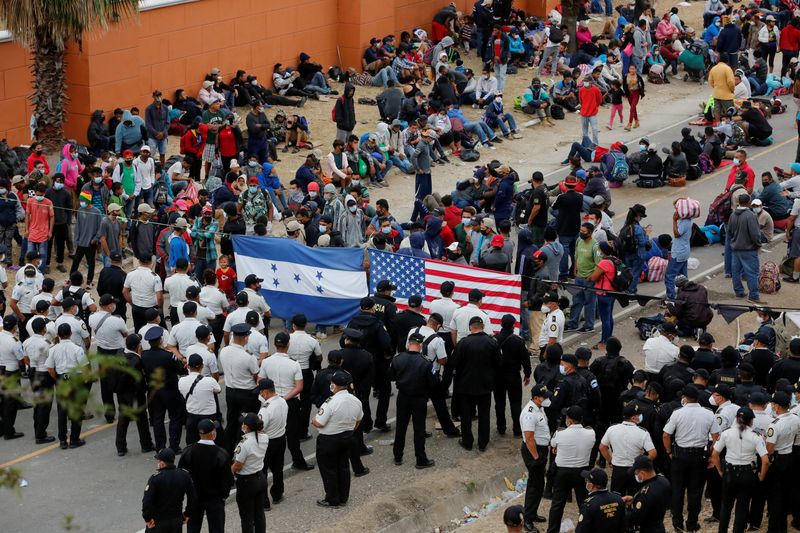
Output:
top-left (753, 207), bottom-right (762, 214)
top-left (329, 384), bottom-right (336, 393)
top-left (634, 474), bottom-right (643, 484)
top-left (709, 395), bottom-right (718, 407)
top-left (680, 398), bottom-right (687, 406)
top-left (541, 398), bottom-right (552, 408)
top-left (541, 304), bottom-right (550, 314)
top-left (559, 365), bottom-right (567, 375)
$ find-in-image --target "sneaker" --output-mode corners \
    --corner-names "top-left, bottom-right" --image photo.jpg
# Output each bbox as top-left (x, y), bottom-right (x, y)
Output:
top-left (329, 90), bottom-right (339, 95)
top-left (298, 96), bottom-right (307, 108)
top-left (578, 326), bottom-right (595, 333)
top-left (491, 136), bottom-right (503, 143)
top-left (783, 276), bottom-right (799, 283)
top-left (564, 325), bottom-right (580, 332)
top-left (747, 297), bottom-right (766, 305)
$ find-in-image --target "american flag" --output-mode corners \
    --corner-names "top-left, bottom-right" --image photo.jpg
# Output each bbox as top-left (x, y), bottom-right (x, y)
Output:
top-left (367, 249), bottom-right (522, 330)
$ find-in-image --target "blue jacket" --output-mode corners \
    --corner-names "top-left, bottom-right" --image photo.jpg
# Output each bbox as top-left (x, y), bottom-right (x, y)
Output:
top-left (0, 192), bottom-right (21, 228)
top-left (715, 23), bottom-right (742, 54)
top-left (115, 110), bottom-right (144, 152)
top-left (294, 164), bottom-right (317, 193)
top-left (492, 174), bottom-right (515, 221)
top-left (756, 182), bottom-right (792, 218)
top-left (168, 233), bottom-right (190, 270)
top-left (258, 162), bottom-right (281, 190)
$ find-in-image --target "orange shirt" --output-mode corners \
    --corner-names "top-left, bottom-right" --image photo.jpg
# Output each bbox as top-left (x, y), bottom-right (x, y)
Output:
top-left (25, 197), bottom-right (53, 243)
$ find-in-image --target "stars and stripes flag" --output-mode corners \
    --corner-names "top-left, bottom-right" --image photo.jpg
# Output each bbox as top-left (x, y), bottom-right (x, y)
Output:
top-left (367, 249), bottom-right (522, 330)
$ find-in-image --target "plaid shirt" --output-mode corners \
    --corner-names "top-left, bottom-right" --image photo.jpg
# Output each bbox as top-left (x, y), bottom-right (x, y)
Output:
top-left (191, 217), bottom-right (218, 262)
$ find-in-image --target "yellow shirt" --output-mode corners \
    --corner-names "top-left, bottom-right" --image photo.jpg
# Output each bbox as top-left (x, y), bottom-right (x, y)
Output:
top-left (708, 62), bottom-right (735, 101)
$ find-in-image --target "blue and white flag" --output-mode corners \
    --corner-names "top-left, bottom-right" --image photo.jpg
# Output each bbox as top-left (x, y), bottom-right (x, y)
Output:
top-left (233, 236), bottom-right (368, 324)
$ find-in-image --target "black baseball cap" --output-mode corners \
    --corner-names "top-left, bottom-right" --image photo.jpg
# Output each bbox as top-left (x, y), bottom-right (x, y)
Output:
top-left (35, 299), bottom-right (50, 312)
top-left (622, 402), bottom-right (640, 418)
top-left (186, 285), bottom-right (201, 298)
top-left (681, 384), bottom-right (699, 399)
top-left (197, 419), bottom-right (218, 434)
top-left (57, 323), bottom-right (72, 337)
top-left (240, 412), bottom-right (260, 429)
top-left (408, 294), bottom-right (422, 308)
top-left (274, 331), bottom-right (290, 347)
top-left (561, 353), bottom-right (578, 366)
top-left (376, 280), bottom-right (396, 292)
top-left (235, 291), bottom-right (249, 305)
top-left (468, 315), bottom-right (484, 326)
top-left (156, 448), bottom-right (175, 463)
top-left (244, 274), bottom-right (263, 286)
top-left (712, 384), bottom-right (732, 398)
top-left (231, 323), bottom-right (251, 336)
top-left (632, 455), bottom-right (654, 471)
top-left (408, 331), bottom-right (425, 343)
top-left (187, 354), bottom-right (204, 367)
top-left (772, 391), bottom-right (791, 408)
top-left (331, 371), bottom-right (352, 386)
top-left (360, 296), bottom-right (375, 309)
top-left (144, 326), bottom-right (164, 341)
top-left (257, 378), bottom-right (276, 391)
top-left (531, 383), bottom-right (552, 398)
top-left (343, 328), bottom-right (363, 339)
top-left (562, 405), bottom-right (583, 422)
top-left (581, 468), bottom-right (608, 487)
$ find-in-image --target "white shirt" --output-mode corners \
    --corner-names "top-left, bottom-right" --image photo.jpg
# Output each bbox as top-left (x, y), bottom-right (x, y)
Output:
top-left (170, 318), bottom-right (215, 355)
top-left (287, 330), bottom-right (322, 370)
top-left (712, 401), bottom-right (741, 435)
top-left (520, 400), bottom-right (551, 446)
top-left (23, 334), bottom-right (51, 370)
top-left (538, 308), bottom-right (565, 348)
top-left (124, 267), bottom-right (162, 307)
top-left (0, 330), bottom-right (24, 371)
top-left (752, 409), bottom-right (772, 438)
top-left (663, 402), bottom-right (715, 448)
top-left (139, 322), bottom-right (175, 351)
top-left (31, 292), bottom-right (58, 320)
top-left (223, 307), bottom-right (265, 333)
top-left (133, 155), bottom-right (155, 190)
top-left (258, 395), bottom-right (288, 439)
top-left (244, 330), bottom-right (269, 358)
top-left (88, 310), bottom-right (127, 350)
top-left (551, 423), bottom-right (596, 467)
top-left (164, 273), bottom-right (198, 309)
top-left (54, 313), bottom-right (90, 348)
top-left (219, 344), bottom-right (258, 390)
top-left (233, 431), bottom-right (268, 475)
top-left (258, 353), bottom-right (302, 396)
top-left (643, 334), bottom-right (679, 373)
top-left (183, 342), bottom-right (219, 376)
top-left (11, 281), bottom-right (37, 313)
top-left (450, 303), bottom-right (493, 342)
top-left (315, 390), bottom-right (363, 435)
top-left (26, 315), bottom-right (56, 343)
top-left (791, 199), bottom-right (800, 228)
top-left (428, 297), bottom-right (459, 333)
top-left (53, 286), bottom-right (95, 310)
top-left (177, 303), bottom-right (215, 325)
top-left (407, 325), bottom-right (447, 371)
top-left (45, 342), bottom-right (89, 375)
top-left (714, 426), bottom-right (768, 465)
top-left (200, 286), bottom-right (228, 316)
top-left (601, 421), bottom-right (656, 467)
top-left (243, 287), bottom-right (270, 315)
top-left (767, 412), bottom-right (800, 455)
top-left (178, 371), bottom-right (221, 415)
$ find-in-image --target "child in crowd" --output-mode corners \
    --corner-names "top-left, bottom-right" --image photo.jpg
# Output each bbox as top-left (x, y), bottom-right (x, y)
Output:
top-left (608, 80), bottom-right (625, 130)
top-left (215, 254), bottom-right (236, 302)
top-left (459, 15), bottom-right (476, 54)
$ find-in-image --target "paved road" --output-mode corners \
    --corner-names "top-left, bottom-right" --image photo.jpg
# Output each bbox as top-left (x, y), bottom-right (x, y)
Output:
top-left (2, 91), bottom-right (797, 533)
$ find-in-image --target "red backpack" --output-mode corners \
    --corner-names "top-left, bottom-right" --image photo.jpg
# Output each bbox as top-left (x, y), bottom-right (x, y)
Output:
top-left (331, 96), bottom-right (345, 121)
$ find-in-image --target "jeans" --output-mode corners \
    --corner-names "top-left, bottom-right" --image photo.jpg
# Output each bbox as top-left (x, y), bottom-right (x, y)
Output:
top-left (567, 277), bottom-right (596, 329)
top-left (496, 113), bottom-right (517, 136)
top-left (410, 173), bottom-right (432, 222)
top-left (371, 66), bottom-right (399, 87)
top-left (624, 253), bottom-right (644, 294)
top-left (27, 240), bottom-right (48, 273)
top-left (731, 249), bottom-right (760, 299)
top-left (389, 154), bottom-right (413, 173)
top-left (266, 188), bottom-right (289, 210)
top-left (520, 291), bottom-right (531, 341)
top-left (597, 294), bottom-right (615, 343)
top-left (558, 234), bottom-right (578, 278)
top-left (604, 0), bottom-right (613, 15)
top-left (147, 137), bottom-right (168, 156)
top-left (304, 72), bottom-right (331, 94)
top-left (665, 258), bottom-right (688, 299)
top-left (463, 120), bottom-right (495, 143)
top-left (540, 45), bottom-right (560, 73)
top-left (631, 55), bottom-right (644, 74)
top-left (581, 115), bottom-right (599, 146)
top-left (568, 142), bottom-right (594, 162)
top-left (495, 63), bottom-right (508, 92)
top-left (460, 91), bottom-right (478, 105)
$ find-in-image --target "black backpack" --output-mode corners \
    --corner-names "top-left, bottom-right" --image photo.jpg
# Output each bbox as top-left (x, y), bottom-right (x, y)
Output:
top-left (619, 224), bottom-right (638, 254)
top-left (606, 257), bottom-right (633, 292)
top-left (550, 104), bottom-right (565, 120)
top-left (63, 286), bottom-right (89, 322)
top-left (549, 26), bottom-right (564, 43)
top-left (597, 356), bottom-right (631, 393)
top-left (512, 188), bottom-right (533, 226)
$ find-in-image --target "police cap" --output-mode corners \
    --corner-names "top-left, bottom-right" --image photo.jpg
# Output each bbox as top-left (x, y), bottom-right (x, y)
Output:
top-left (144, 326), bottom-right (164, 341)
top-left (231, 323), bottom-right (251, 336)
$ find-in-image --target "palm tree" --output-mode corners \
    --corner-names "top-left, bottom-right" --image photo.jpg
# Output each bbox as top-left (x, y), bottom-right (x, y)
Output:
top-left (0, 0), bottom-right (138, 150)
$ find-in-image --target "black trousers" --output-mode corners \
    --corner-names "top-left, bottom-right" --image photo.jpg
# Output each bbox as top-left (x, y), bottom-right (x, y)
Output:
top-left (707, 456), bottom-right (723, 519)
top-left (169, 306), bottom-right (179, 327)
top-left (70, 244), bottom-right (96, 283)
top-left (493, 372), bottom-right (522, 435)
top-left (546, 466), bottom-right (588, 533)
top-left (349, 390), bottom-right (370, 473)
top-left (115, 390), bottom-right (153, 452)
top-left (18, 313), bottom-right (32, 342)
top-left (150, 517), bottom-right (183, 533)
top-left (225, 387), bottom-right (259, 455)
top-left (670, 448), bottom-right (707, 530)
top-left (46, 223), bottom-right (69, 265)
top-left (285, 397), bottom-right (307, 465)
top-left (55, 376), bottom-right (87, 443)
top-left (132, 304), bottom-right (151, 332)
top-left (459, 393), bottom-right (491, 449)
top-left (748, 474), bottom-right (767, 528)
top-left (393, 392), bottom-right (429, 464)
top-left (187, 497), bottom-right (225, 533)
top-left (235, 472), bottom-right (267, 533)
top-left (185, 412), bottom-right (221, 446)
top-left (263, 434), bottom-right (286, 504)
top-left (2, 370), bottom-right (20, 438)
top-left (521, 443), bottom-right (548, 524)
top-left (373, 356), bottom-right (391, 427)
top-left (719, 465), bottom-right (758, 533)
top-left (298, 368), bottom-right (314, 437)
top-left (148, 388), bottom-right (185, 451)
top-left (97, 347), bottom-right (120, 420)
top-left (430, 376), bottom-right (459, 435)
top-left (209, 315), bottom-right (224, 355)
top-left (767, 453), bottom-right (793, 532)
top-left (32, 371), bottom-right (54, 439)
top-left (317, 431), bottom-right (353, 505)
top-left (611, 464), bottom-right (635, 496)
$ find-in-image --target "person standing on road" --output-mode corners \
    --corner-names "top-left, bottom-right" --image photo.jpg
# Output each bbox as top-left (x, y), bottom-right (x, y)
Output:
top-left (178, 419), bottom-right (233, 533)
top-left (599, 403), bottom-right (656, 495)
top-left (727, 193), bottom-right (765, 304)
top-left (219, 323), bottom-right (260, 455)
top-left (566, 223), bottom-right (599, 333)
top-left (179, 354), bottom-right (222, 446)
top-left (114, 334), bottom-right (154, 456)
top-left (575, 468), bottom-right (626, 533)
top-left (46, 322), bottom-right (90, 449)
top-left (623, 455), bottom-right (671, 532)
top-left (287, 313), bottom-right (323, 440)
top-left (708, 52), bottom-right (735, 123)
top-left (141, 327), bottom-right (186, 454)
top-left (1, 315), bottom-right (27, 440)
top-left (520, 383), bottom-right (552, 532)
top-left (665, 205), bottom-right (692, 299)
top-left (312, 371), bottom-right (364, 508)
top-left (257, 378), bottom-right (289, 510)
top-left (123, 255), bottom-right (164, 332)
top-left (494, 313), bottom-right (532, 437)
top-left (764, 391), bottom-right (800, 531)
top-left (231, 412), bottom-right (268, 533)
top-left (89, 293), bottom-right (128, 424)
top-left (142, 448), bottom-right (197, 533)
top-left (578, 76), bottom-right (602, 146)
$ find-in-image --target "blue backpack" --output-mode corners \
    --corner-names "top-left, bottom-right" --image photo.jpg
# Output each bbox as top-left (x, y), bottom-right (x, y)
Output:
top-left (609, 152), bottom-right (629, 182)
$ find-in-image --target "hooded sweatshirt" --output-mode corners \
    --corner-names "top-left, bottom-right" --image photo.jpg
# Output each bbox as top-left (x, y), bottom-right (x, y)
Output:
top-left (115, 110), bottom-right (144, 153)
top-left (334, 83), bottom-right (357, 132)
top-left (59, 143), bottom-right (83, 190)
top-left (87, 110), bottom-right (108, 147)
top-left (424, 217), bottom-right (444, 259)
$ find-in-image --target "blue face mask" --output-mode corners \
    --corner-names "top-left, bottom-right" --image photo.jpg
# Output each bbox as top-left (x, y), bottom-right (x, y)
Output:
top-left (381, 226), bottom-right (392, 234)
top-left (248, 161), bottom-right (258, 168)
top-left (35, 195), bottom-right (44, 201)
top-left (248, 186), bottom-right (258, 194)
top-left (0, 188), bottom-right (6, 195)
top-left (54, 183), bottom-right (64, 190)
top-left (639, 145), bottom-right (647, 151)
top-left (80, 201), bottom-right (87, 208)
top-left (559, 365), bottom-right (566, 375)
top-left (638, 414), bottom-right (644, 425)
top-left (319, 224), bottom-right (327, 233)
top-left (94, 177), bottom-right (103, 184)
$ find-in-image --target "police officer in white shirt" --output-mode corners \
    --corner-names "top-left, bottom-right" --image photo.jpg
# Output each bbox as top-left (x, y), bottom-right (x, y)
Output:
top-left (223, 292), bottom-right (265, 347)
top-left (0, 315), bottom-right (27, 440)
top-left (219, 323), bottom-right (260, 455)
top-left (749, 391), bottom-right (773, 437)
top-left (123, 255), bottom-right (164, 331)
top-left (51, 272), bottom-right (97, 323)
top-left (547, 405), bottom-right (596, 533)
top-left (26, 299), bottom-right (56, 342)
top-left (258, 332), bottom-right (312, 470)
top-left (449, 288), bottom-right (493, 344)
top-left (47, 322), bottom-right (91, 448)
top-left (179, 354), bottom-right (222, 445)
top-left (312, 371), bottom-right (363, 507)
top-left (707, 384), bottom-right (740, 522)
top-left (765, 391), bottom-right (800, 531)
top-left (54, 297), bottom-right (90, 350)
top-left (89, 293), bottom-right (129, 423)
top-left (10, 265), bottom-right (38, 341)
top-left (711, 406), bottom-right (770, 533)
top-left (288, 313), bottom-right (322, 439)
top-left (643, 322), bottom-right (680, 378)
top-left (242, 274), bottom-right (271, 327)
top-left (519, 384), bottom-right (552, 529)
top-left (257, 378), bottom-right (289, 508)
top-left (662, 384), bottom-right (715, 532)
top-left (599, 402), bottom-right (656, 495)
top-left (199, 270), bottom-right (228, 354)
top-left (138, 308), bottom-right (175, 353)
top-left (243, 311), bottom-right (269, 361)
top-left (538, 292), bottom-right (564, 360)
top-left (177, 285), bottom-right (215, 324)
top-left (169, 301), bottom-right (216, 356)
top-left (163, 258), bottom-right (199, 325)
top-left (183, 325), bottom-right (219, 380)
top-left (429, 281), bottom-right (459, 350)
top-left (24, 317), bottom-right (55, 443)
top-left (30, 277), bottom-right (58, 321)
top-left (232, 412), bottom-right (268, 533)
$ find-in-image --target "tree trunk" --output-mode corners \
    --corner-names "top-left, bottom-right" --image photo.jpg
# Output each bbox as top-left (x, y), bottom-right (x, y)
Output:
top-left (30, 32), bottom-right (68, 152)
top-left (562, 0), bottom-right (579, 55)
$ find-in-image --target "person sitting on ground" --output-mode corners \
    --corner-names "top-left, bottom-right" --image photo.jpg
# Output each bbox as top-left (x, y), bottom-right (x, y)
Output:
top-left (661, 142), bottom-right (688, 180)
top-left (732, 100), bottom-right (773, 144)
top-left (636, 143), bottom-right (664, 185)
top-left (346, 65), bottom-right (400, 88)
top-left (521, 77), bottom-right (554, 126)
top-left (297, 52), bottom-right (337, 96)
top-left (551, 72), bottom-right (580, 112)
top-left (750, 199), bottom-right (774, 242)
top-left (483, 94), bottom-right (521, 140)
top-left (376, 81), bottom-right (404, 122)
top-left (665, 274), bottom-right (713, 333)
top-left (272, 63), bottom-right (313, 99)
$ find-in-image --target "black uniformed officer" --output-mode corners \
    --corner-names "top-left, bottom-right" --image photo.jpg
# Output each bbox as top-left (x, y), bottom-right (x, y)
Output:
top-left (392, 294), bottom-right (426, 353)
top-left (549, 353), bottom-right (589, 427)
top-left (632, 382), bottom-right (662, 451)
top-left (373, 279), bottom-right (398, 340)
top-left (710, 346), bottom-right (739, 387)
top-left (115, 334), bottom-right (155, 456)
top-left (141, 326), bottom-right (186, 453)
top-left (618, 370), bottom-right (648, 419)
top-left (658, 345), bottom-right (695, 388)
top-left (767, 338), bottom-right (800, 392)
top-left (142, 448), bottom-right (197, 533)
top-left (575, 468), bottom-right (625, 533)
top-left (732, 362), bottom-right (766, 406)
top-left (575, 346), bottom-right (602, 464)
top-left (691, 332), bottom-right (721, 373)
top-left (390, 331), bottom-right (436, 468)
top-left (589, 337), bottom-right (634, 428)
top-left (623, 455), bottom-right (671, 533)
top-left (692, 369), bottom-right (713, 409)
top-left (177, 419), bottom-right (233, 533)
top-left (311, 351), bottom-right (344, 408)
top-left (743, 331), bottom-right (776, 387)
top-left (494, 313), bottom-right (532, 437)
top-left (533, 343), bottom-right (563, 433)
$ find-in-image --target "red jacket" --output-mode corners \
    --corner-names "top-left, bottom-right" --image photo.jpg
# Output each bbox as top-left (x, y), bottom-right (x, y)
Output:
top-left (443, 205), bottom-right (462, 229)
top-left (27, 153), bottom-right (49, 174)
top-left (780, 24), bottom-right (800, 51)
top-left (660, 43), bottom-right (679, 62)
top-left (726, 162), bottom-right (755, 192)
top-left (578, 85), bottom-right (602, 117)
top-left (180, 125), bottom-right (207, 158)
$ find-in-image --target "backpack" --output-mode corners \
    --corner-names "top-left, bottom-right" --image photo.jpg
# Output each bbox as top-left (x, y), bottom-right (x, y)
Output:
top-left (459, 149), bottom-right (480, 162)
top-left (619, 224), bottom-right (638, 254)
top-left (549, 26), bottom-right (564, 43)
top-left (769, 313), bottom-right (798, 357)
top-left (698, 152), bottom-right (714, 174)
top-left (330, 96), bottom-right (345, 122)
top-left (550, 104), bottom-right (565, 120)
top-left (63, 286), bottom-right (88, 322)
top-left (596, 355), bottom-right (632, 393)
top-left (705, 185), bottom-right (742, 226)
top-left (609, 152), bottom-right (629, 182)
top-left (758, 261), bottom-right (781, 295)
top-left (780, 255), bottom-right (795, 277)
top-left (513, 188), bottom-right (533, 226)
top-left (606, 256), bottom-right (633, 292)
top-left (635, 313), bottom-right (665, 341)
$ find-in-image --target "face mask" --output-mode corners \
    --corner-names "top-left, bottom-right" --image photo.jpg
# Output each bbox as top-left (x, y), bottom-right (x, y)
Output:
top-left (462, 217), bottom-right (472, 224)
top-left (252, 80), bottom-right (259, 86)
top-left (583, 81), bottom-right (591, 87)
top-left (541, 304), bottom-right (550, 314)
top-left (352, 180), bottom-right (361, 187)
top-left (319, 225), bottom-right (327, 233)
top-left (202, 216), bottom-right (211, 223)
top-left (54, 183), bottom-right (64, 190)
top-left (715, 22), bottom-right (721, 27)
top-left (35, 195), bottom-right (44, 201)
top-left (330, 383), bottom-right (336, 393)
top-left (709, 395), bottom-right (718, 407)
top-left (559, 365), bottom-right (566, 375)
top-left (381, 226), bottom-right (392, 235)
top-left (732, 158), bottom-right (740, 166)
top-left (639, 145), bottom-right (647, 151)
top-left (541, 398), bottom-right (552, 408)
top-left (309, 191), bottom-right (318, 199)
top-left (24, 278), bottom-right (34, 285)
top-left (637, 414), bottom-right (644, 424)
top-left (324, 193), bottom-right (333, 201)
top-left (35, 149), bottom-right (42, 154)
top-left (0, 189), bottom-right (6, 195)
top-left (348, 205), bottom-right (357, 213)
top-left (94, 177), bottom-right (103, 184)
top-left (80, 201), bottom-right (87, 208)
top-left (792, 395), bottom-right (798, 407)
top-left (580, 232), bottom-right (590, 240)
top-left (753, 207), bottom-right (762, 214)
top-left (248, 186), bottom-right (258, 194)
top-left (532, 85), bottom-right (541, 91)
top-left (634, 474), bottom-right (643, 484)
top-left (248, 161), bottom-right (258, 168)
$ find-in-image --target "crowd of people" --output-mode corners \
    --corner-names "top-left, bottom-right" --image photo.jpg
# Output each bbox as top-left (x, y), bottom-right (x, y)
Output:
top-left (3, 1), bottom-right (800, 533)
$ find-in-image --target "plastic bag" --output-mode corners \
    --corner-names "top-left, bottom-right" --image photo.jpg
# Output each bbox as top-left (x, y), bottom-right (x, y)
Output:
top-left (687, 257), bottom-right (700, 270)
